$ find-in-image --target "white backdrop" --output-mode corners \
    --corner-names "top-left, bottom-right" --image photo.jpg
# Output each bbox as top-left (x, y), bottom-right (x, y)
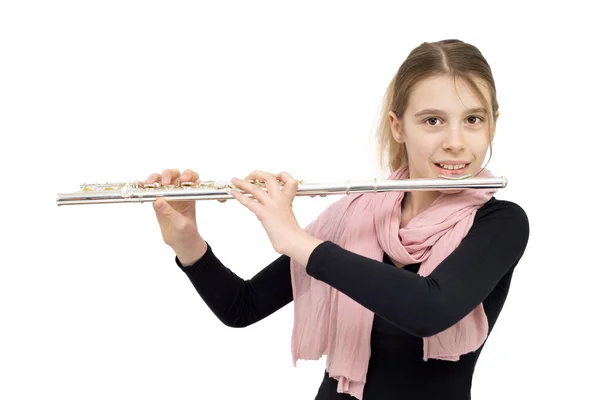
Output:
top-left (1, 1), bottom-right (598, 399)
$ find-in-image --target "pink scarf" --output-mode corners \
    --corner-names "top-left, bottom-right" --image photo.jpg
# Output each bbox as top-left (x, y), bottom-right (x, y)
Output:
top-left (290, 166), bottom-right (497, 400)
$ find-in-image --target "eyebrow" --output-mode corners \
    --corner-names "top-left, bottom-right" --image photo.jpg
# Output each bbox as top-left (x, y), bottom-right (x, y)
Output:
top-left (413, 107), bottom-right (488, 117)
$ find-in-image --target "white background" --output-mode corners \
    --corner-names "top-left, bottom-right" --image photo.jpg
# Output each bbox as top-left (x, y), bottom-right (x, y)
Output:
top-left (1, 1), bottom-right (598, 399)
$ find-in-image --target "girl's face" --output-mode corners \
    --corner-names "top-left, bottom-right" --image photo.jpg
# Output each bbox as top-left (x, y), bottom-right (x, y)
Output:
top-left (389, 74), bottom-right (498, 179)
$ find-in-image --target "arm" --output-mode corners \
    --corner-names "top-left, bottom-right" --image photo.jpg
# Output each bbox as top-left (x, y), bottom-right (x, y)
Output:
top-left (304, 201), bottom-right (530, 338)
top-left (175, 242), bottom-right (293, 328)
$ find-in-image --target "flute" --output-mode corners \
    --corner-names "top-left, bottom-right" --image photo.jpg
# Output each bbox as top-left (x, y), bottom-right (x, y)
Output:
top-left (55, 174), bottom-right (507, 206)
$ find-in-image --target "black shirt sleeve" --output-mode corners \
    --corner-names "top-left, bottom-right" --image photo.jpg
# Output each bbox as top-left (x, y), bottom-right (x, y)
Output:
top-left (175, 244), bottom-right (293, 328)
top-left (304, 200), bottom-right (530, 338)
top-left (176, 200), bottom-right (529, 338)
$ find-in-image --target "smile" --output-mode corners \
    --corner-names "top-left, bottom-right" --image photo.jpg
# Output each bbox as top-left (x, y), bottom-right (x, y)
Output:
top-left (434, 162), bottom-right (470, 175)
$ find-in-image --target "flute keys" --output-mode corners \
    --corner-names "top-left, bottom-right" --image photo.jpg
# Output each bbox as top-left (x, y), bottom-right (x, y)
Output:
top-left (248, 179), bottom-right (265, 188)
top-left (121, 183), bottom-right (134, 198)
top-left (198, 180), bottom-right (215, 189)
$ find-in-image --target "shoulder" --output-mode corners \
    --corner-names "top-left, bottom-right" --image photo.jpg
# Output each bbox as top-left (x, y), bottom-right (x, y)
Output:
top-left (473, 197), bottom-right (530, 249)
top-left (475, 197), bottom-right (529, 224)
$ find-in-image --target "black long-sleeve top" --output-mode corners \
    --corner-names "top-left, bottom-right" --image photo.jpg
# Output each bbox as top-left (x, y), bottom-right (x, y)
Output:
top-left (175, 197), bottom-right (530, 400)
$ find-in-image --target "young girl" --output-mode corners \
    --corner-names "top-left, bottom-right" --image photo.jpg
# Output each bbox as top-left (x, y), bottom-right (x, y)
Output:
top-left (147, 39), bottom-right (530, 400)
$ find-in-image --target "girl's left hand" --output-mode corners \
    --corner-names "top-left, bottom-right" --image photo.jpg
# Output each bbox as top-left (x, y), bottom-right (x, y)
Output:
top-left (228, 170), bottom-right (303, 254)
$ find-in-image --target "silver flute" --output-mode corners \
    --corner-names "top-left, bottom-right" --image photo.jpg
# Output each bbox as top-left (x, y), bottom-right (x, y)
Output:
top-left (55, 174), bottom-right (507, 206)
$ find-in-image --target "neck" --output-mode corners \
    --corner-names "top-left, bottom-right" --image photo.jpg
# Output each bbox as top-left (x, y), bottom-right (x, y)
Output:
top-left (402, 191), bottom-right (441, 217)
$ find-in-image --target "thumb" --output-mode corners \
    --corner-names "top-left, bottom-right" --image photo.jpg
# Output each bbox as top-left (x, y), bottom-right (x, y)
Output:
top-left (154, 199), bottom-right (176, 218)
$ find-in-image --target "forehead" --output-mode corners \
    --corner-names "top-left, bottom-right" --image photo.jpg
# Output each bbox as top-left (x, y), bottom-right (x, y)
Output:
top-left (407, 75), bottom-right (491, 112)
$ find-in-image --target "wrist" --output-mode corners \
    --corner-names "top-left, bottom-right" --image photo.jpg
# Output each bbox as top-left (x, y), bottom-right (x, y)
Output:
top-left (282, 230), bottom-right (324, 266)
top-left (279, 229), bottom-right (307, 254)
top-left (174, 236), bottom-right (208, 266)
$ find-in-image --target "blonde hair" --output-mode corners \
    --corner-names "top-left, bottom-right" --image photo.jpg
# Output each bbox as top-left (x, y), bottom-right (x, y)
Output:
top-left (374, 39), bottom-right (500, 174)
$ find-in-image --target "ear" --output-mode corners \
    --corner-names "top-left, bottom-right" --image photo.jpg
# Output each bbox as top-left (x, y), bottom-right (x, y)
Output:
top-left (388, 111), bottom-right (404, 143)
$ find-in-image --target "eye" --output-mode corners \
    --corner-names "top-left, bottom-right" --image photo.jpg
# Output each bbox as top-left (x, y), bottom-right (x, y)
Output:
top-left (423, 115), bottom-right (484, 126)
top-left (466, 115), bottom-right (484, 124)
top-left (424, 117), bottom-right (441, 126)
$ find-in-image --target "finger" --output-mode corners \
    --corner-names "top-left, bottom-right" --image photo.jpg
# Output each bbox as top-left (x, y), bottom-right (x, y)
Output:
top-left (231, 177), bottom-right (270, 204)
top-left (145, 173), bottom-right (162, 185)
top-left (275, 171), bottom-right (299, 199)
top-left (229, 186), bottom-right (262, 216)
top-left (244, 170), bottom-right (282, 198)
top-left (153, 199), bottom-right (187, 231)
top-left (162, 169), bottom-right (181, 185)
top-left (181, 169), bottom-right (199, 182)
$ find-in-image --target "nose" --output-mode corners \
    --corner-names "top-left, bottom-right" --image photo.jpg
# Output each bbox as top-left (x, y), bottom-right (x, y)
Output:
top-left (441, 125), bottom-right (466, 152)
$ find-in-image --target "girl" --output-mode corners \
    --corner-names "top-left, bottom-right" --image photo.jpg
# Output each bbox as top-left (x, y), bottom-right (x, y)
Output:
top-left (147, 39), bottom-right (530, 400)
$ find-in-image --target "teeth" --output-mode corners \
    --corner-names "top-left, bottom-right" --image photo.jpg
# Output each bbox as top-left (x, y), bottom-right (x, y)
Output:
top-left (437, 163), bottom-right (466, 170)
